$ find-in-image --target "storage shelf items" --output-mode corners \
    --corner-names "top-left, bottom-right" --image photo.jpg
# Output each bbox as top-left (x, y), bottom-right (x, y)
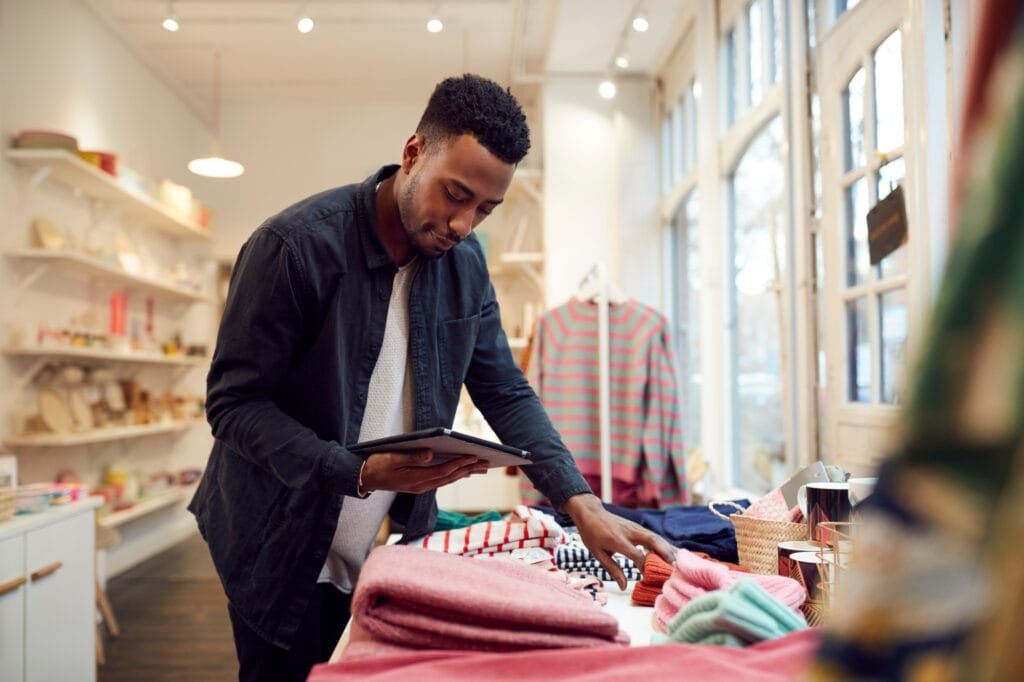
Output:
top-left (3, 420), bottom-right (205, 448)
top-left (3, 346), bottom-right (208, 367)
top-left (6, 249), bottom-right (212, 302)
top-left (6, 149), bottom-right (212, 241)
top-left (97, 484), bottom-right (198, 529)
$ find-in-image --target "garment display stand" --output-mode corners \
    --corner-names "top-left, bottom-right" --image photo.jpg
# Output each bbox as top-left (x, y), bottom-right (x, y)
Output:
top-left (575, 262), bottom-right (627, 504)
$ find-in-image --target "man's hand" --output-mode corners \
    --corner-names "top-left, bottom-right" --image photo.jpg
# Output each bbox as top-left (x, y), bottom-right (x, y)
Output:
top-left (562, 493), bottom-right (676, 590)
top-left (360, 449), bottom-right (487, 494)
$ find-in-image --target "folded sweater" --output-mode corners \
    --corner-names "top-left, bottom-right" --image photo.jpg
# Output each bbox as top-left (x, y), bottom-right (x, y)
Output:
top-left (347, 544), bottom-right (627, 656)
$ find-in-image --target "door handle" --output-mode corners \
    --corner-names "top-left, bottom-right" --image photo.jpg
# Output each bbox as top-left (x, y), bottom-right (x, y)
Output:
top-left (30, 561), bottom-right (63, 582)
top-left (0, 576), bottom-right (27, 596)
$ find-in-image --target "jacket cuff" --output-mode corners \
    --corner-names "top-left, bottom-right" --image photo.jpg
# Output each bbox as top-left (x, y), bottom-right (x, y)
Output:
top-left (529, 465), bottom-right (593, 511)
top-left (320, 444), bottom-right (366, 497)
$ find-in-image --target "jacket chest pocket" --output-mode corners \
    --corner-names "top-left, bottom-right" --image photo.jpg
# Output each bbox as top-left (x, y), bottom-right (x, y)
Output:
top-left (437, 314), bottom-right (480, 391)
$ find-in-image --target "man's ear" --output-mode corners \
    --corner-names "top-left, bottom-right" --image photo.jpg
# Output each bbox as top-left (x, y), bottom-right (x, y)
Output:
top-left (401, 133), bottom-right (424, 174)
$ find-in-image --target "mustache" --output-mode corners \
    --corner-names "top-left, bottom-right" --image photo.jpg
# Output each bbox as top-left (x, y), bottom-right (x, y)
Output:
top-left (427, 226), bottom-right (463, 244)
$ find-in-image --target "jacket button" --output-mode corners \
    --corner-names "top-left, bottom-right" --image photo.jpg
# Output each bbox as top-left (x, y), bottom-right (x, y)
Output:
top-left (377, 288), bottom-right (387, 300)
top-left (313, 550), bottom-right (324, 560)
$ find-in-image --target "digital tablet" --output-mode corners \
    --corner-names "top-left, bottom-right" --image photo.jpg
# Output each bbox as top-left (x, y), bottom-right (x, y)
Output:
top-left (347, 427), bottom-right (531, 468)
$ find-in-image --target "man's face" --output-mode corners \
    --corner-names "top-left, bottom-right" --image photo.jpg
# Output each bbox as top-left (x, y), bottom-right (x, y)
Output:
top-left (397, 133), bottom-right (515, 259)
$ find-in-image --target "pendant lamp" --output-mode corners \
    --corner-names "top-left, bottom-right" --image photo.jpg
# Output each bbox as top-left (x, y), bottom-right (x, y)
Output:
top-left (189, 50), bottom-right (244, 178)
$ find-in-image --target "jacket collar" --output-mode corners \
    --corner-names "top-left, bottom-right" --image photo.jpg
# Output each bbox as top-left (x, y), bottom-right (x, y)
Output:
top-left (356, 164), bottom-right (401, 270)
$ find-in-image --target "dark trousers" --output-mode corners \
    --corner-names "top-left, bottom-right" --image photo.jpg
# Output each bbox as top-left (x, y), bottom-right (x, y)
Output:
top-left (228, 583), bottom-right (352, 682)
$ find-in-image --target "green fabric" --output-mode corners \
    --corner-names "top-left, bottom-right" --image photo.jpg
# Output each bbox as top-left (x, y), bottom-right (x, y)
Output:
top-left (432, 509), bottom-right (503, 532)
top-left (666, 578), bottom-right (806, 646)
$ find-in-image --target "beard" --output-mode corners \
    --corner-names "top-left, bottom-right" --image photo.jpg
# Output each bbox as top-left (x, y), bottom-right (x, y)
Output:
top-left (397, 170), bottom-right (456, 259)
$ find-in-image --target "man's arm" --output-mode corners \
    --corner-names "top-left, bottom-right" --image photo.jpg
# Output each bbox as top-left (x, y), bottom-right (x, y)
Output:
top-left (206, 228), bottom-right (364, 497)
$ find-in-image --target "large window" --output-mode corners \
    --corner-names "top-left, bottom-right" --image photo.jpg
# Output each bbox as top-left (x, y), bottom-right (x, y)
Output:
top-left (830, 26), bottom-right (909, 407)
top-left (658, 0), bottom-right (954, 489)
top-left (671, 192), bottom-right (702, 455)
top-left (729, 118), bottom-right (787, 491)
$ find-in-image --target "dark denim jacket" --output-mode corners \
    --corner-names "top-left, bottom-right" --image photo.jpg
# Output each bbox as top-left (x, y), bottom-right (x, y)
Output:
top-left (189, 165), bottom-right (590, 649)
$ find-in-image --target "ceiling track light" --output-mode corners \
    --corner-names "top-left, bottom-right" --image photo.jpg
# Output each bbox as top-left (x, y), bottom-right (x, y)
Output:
top-left (614, 53), bottom-right (630, 69)
top-left (162, 1), bottom-right (179, 32)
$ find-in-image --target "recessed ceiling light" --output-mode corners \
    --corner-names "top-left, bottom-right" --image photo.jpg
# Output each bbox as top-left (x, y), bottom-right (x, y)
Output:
top-left (297, 15), bottom-right (314, 33)
top-left (615, 54), bottom-right (630, 69)
top-left (162, 16), bottom-right (179, 32)
top-left (632, 14), bottom-right (649, 32)
top-left (598, 80), bottom-right (617, 99)
top-left (427, 17), bottom-right (444, 33)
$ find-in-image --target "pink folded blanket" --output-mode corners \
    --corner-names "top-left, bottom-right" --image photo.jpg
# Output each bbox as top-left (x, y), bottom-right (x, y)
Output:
top-left (312, 629), bottom-right (821, 682)
top-left (347, 544), bottom-right (628, 656)
top-left (654, 548), bottom-right (806, 631)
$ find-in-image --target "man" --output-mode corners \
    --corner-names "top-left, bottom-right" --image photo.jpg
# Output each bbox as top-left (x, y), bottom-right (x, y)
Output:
top-left (190, 73), bottom-right (676, 681)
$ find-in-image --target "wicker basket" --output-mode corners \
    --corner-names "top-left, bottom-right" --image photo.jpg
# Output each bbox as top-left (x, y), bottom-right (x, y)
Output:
top-left (709, 500), bottom-right (809, 574)
top-left (0, 490), bottom-right (15, 523)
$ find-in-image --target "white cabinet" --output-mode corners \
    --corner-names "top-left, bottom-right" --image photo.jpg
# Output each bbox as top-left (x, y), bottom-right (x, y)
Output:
top-left (0, 535), bottom-right (26, 682)
top-left (0, 500), bottom-right (99, 682)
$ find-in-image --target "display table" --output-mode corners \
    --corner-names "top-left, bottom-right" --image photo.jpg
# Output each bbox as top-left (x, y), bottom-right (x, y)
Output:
top-left (329, 579), bottom-right (656, 663)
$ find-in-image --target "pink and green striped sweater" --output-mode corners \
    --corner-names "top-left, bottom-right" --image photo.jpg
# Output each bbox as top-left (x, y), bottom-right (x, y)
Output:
top-left (521, 297), bottom-right (689, 507)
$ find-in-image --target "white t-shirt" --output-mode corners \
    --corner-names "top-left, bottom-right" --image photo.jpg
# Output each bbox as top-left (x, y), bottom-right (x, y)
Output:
top-left (317, 258), bottom-right (417, 592)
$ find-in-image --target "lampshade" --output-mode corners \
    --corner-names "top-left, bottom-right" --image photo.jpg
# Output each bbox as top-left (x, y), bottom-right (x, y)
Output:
top-left (189, 50), bottom-right (244, 178)
top-left (188, 156), bottom-right (244, 178)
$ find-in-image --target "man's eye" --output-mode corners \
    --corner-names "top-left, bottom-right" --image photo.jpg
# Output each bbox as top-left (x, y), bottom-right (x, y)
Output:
top-left (445, 188), bottom-right (466, 202)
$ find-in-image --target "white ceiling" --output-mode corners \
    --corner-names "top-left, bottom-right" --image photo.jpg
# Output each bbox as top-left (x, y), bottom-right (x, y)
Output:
top-left (80, 0), bottom-right (689, 127)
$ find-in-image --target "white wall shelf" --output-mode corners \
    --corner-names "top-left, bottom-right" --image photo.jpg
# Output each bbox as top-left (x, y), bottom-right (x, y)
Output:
top-left (4, 420), bottom-right (205, 448)
top-left (6, 149), bottom-right (212, 241)
top-left (97, 484), bottom-right (198, 529)
top-left (6, 249), bottom-right (212, 303)
top-left (3, 346), bottom-right (208, 367)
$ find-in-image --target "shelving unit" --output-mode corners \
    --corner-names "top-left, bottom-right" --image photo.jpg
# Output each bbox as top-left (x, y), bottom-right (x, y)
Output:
top-left (4, 139), bottom-right (215, 583)
top-left (3, 346), bottom-right (208, 366)
top-left (6, 249), bottom-right (212, 302)
top-left (5, 149), bottom-right (212, 241)
top-left (97, 484), bottom-right (199, 529)
top-left (3, 420), bottom-right (205, 448)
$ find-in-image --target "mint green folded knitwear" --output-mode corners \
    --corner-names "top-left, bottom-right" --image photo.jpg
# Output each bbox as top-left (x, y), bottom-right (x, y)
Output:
top-left (667, 578), bottom-right (807, 646)
top-left (433, 509), bottom-right (504, 531)
top-left (652, 631), bottom-right (744, 647)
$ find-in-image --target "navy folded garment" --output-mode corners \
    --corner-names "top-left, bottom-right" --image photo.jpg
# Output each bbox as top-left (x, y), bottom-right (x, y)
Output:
top-left (531, 501), bottom-right (749, 563)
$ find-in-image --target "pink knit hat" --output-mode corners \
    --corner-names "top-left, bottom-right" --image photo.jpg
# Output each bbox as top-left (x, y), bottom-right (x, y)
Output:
top-left (654, 548), bottom-right (807, 630)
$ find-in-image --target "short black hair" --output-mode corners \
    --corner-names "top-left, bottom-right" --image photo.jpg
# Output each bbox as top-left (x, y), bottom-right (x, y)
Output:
top-left (416, 73), bottom-right (531, 165)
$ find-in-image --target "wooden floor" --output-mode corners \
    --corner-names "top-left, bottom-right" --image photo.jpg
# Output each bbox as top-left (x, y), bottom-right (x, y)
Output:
top-left (99, 534), bottom-right (237, 682)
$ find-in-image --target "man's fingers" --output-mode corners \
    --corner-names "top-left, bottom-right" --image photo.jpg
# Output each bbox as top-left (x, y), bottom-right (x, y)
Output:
top-left (415, 460), bottom-right (486, 490)
top-left (619, 542), bottom-right (647, 571)
top-left (592, 548), bottom-right (627, 591)
top-left (629, 529), bottom-right (676, 567)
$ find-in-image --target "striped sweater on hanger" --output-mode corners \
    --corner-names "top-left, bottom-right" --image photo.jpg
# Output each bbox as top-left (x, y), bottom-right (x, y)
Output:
top-left (522, 297), bottom-right (689, 507)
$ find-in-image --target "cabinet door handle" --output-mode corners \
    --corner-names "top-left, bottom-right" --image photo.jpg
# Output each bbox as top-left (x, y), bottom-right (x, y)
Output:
top-left (30, 561), bottom-right (63, 582)
top-left (0, 576), bottom-right (27, 596)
